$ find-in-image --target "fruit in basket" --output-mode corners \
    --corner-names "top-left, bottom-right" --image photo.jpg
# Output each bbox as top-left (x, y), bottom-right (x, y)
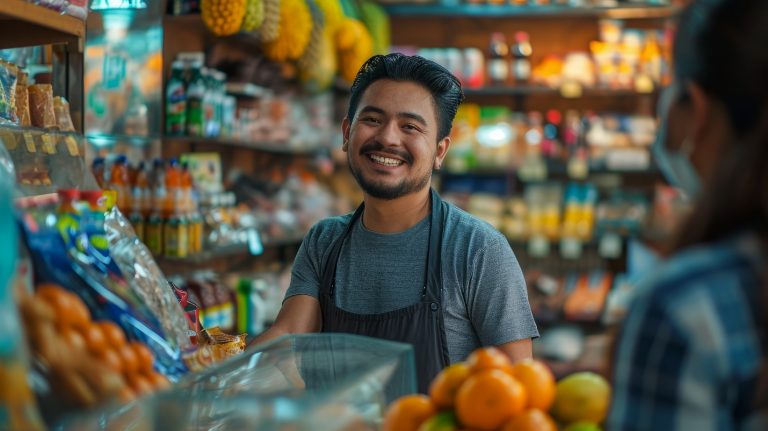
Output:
top-left (510, 359), bottom-right (556, 410)
top-left (501, 408), bottom-right (557, 431)
top-left (550, 372), bottom-right (611, 424)
top-left (428, 362), bottom-right (470, 409)
top-left (562, 421), bottom-right (603, 431)
top-left (36, 282), bottom-right (90, 329)
top-left (466, 346), bottom-right (514, 374)
top-left (382, 394), bottom-right (436, 431)
top-left (262, 0), bottom-right (313, 61)
top-left (241, 0), bottom-right (265, 32)
top-left (418, 411), bottom-right (457, 431)
top-left (201, 0), bottom-right (247, 36)
top-left (455, 369), bottom-right (526, 430)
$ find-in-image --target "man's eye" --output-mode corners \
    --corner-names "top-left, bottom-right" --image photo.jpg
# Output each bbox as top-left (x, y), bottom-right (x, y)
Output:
top-left (361, 117), bottom-right (380, 124)
top-left (403, 124), bottom-right (420, 131)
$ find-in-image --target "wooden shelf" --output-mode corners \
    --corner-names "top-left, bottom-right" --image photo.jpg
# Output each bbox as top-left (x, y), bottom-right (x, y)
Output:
top-left (0, 0), bottom-right (85, 50)
top-left (164, 136), bottom-right (329, 156)
top-left (384, 3), bottom-right (680, 19)
top-left (464, 86), bottom-right (658, 99)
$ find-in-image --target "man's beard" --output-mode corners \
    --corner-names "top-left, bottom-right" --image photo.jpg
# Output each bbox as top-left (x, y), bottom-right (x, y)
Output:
top-left (348, 147), bottom-right (433, 200)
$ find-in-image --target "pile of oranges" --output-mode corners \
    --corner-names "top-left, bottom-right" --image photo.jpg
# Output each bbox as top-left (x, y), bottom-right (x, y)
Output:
top-left (383, 347), bottom-right (610, 431)
top-left (19, 283), bottom-right (169, 408)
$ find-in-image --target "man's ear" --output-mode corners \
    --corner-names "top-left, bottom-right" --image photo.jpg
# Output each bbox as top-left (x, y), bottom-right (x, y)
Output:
top-left (433, 136), bottom-right (451, 170)
top-left (341, 117), bottom-right (351, 152)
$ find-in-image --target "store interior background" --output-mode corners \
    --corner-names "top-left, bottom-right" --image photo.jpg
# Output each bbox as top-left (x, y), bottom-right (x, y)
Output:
top-left (0, 0), bottom-right (692, 383)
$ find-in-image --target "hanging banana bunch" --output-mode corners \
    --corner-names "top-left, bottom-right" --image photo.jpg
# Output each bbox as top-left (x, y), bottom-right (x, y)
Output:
top-left (357, 0), bottom-right (390, 55)
top-left (299, 0), bottom-right (338, 93)
top-left (258, 0), bottom-right (281, 42)
top-left (262, 0), bottom-right (313, 62)
top-left (336, 17), bottom-right (373, 83)
top-left (242, 0), bottom-right (265, 32)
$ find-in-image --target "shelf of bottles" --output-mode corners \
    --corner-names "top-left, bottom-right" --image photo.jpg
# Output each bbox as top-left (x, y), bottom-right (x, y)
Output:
top-left (383, 2), bottom-right (680, 19)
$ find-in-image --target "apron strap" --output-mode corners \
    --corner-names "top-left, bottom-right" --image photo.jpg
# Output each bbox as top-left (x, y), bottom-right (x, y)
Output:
top-left (320, 203), bottom-right (365, 297)
top-left (424, 188), bottom-right (446, 304)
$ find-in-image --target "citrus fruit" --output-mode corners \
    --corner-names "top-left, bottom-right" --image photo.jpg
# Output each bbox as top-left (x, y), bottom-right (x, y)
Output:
top-left (383, 394), bottom-right (436, 431)
top-left (429, 362), bottom-right (471, 409)
top-left (563, 421), bottom-right (603, 431)
top-left (96, 321), bottom-right (126, 349)
top-left (455, 369), bottom-right (527, 430)
top-left (501, 408), bottom-right (557, 431)
top-left (510, 359), bottom-right (556, 410)
top-left (130, 341), bottom-right (154, 373)
top-left (551, 372), bottom-right (611, 424)
top-left (82, 322), bottom-right (108, 356)
top-left (466, 347), bottom-right (513, 374)
top-left (418, 411), bottom-right (458, 431)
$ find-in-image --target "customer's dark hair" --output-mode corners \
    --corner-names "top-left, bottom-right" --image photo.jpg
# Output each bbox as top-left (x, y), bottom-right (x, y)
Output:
top-left (347, 53), bottom-right (464, 141)
top-left (671, 0), bottom-right (768, 407)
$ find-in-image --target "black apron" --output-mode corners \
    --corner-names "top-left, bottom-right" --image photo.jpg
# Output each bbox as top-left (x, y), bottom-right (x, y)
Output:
top-left (319, 189), bottom-right (450, 393)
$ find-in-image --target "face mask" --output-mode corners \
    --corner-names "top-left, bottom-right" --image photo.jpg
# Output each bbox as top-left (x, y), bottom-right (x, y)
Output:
top-left (653, 84), bottom-right (702, 199)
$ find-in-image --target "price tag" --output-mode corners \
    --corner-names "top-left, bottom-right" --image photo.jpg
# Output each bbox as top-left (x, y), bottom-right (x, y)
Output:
top-left (23, 132), bottom-right (36, 153)
top-left (247, 228), bottom-right (264, 256)
top-left (527, 235), bottom-right (550, 258)
top-left (41, 134), bottom-right (56, 154)
top-left (560, 237), bottom-right (583, 259)
top-left (0, 130), bottom-right (16, 150)
top-left (65, 136), bottom-right (79, 156)
top-left (599, 232), bottom-right (623, 259)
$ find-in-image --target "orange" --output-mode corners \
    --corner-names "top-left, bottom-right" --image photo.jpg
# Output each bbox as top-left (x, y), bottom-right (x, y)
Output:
top-left (96, 321), bottom-right (126, 349)
top-left (118, 344), bottom-right (139, 375)
top-left (551, 372), bottom-right (611, 424)
top-left (383, 394), bottom-right (436, 431)
top-left (510, 359), bottom-right (556, 410)
top-left (146, 372), bottom-right (170, 390)
top-left (36, 283), bottom-right (90, 329)
top-left (82, 322), bottom-right (108, 356)
top-left (455, 369), bottom-right (527, 430)
top-left (466, 347), bottom-right (513, 374)
top-left (97, 348), bottom-right (124, 374)
top-left (60, 326), bottom-right (86, 353)
top-left (126, 373), bottom-right (153, 396)
top-left (429, 362), bottom-right (471, 409)
top-left (501, 409), bottom-right (557, 431)
top-left (130, 341), bottom-right (154, 373)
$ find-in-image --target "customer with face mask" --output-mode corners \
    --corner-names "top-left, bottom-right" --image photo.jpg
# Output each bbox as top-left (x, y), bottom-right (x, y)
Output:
top-left (608, 0), bottom-right (768, 429)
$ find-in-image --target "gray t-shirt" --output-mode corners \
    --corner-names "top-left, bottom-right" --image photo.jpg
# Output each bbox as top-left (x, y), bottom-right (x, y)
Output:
top-left (286, 202), bottom-right (539, 363)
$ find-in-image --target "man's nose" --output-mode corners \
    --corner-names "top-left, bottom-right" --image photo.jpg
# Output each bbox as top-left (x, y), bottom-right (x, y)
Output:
top-left (377, 120), bottom-right (401, 146)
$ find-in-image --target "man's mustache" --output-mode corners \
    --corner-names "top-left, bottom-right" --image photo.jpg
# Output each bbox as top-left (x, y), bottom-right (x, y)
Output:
top-left (359, 141), bottom-right (413, 164)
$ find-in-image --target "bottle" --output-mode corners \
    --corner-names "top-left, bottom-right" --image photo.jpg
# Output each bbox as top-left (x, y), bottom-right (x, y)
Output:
top-left (91, 157), bottom-right (106, 189)
top-left (166, 60), bottom-right (187, 136)
top-left (181, 162), bottom-right (202, 254)
top-left (541, 110), bottom-right (562, 158)
top-left (145, 159), bottom-right (166, 255)
top-left (487, 33), bottom-right (510, 86)
top-left (511, 31), bottom-right (533, 84)
top-left (164, 160), bottom-right (188, 258)
top-left (185, 60), bottom-right (206, 137)
top-left (109, 155), bottom-right (130, 212)
top-left (129, 162), bottom-right (147, 242)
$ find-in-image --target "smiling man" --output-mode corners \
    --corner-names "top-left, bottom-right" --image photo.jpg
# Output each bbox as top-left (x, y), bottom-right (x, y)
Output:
top-left (252, 54), bottom-right (538, 392)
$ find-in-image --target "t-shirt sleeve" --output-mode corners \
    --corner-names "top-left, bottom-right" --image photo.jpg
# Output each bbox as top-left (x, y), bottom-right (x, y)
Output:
top-left (284, 225), bottom-right (325, 302)
top-left (466, 235), bottom-right (539, 345)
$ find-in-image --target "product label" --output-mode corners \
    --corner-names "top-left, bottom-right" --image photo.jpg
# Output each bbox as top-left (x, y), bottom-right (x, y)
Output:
top-left (64, 136), bottom-right (79, 156)
top-left (488, 59), bottom-right (509, 83)
top-left (23, 132), bottom-right (35, 153)
top-left (164, 221), bottom-right (188, 258)
top-left (220, 302), bottom-right (234, 331)
top-left (0, 131), bottom-right (16, 150)
top-left (166, 82), bottom-right (187, 135)
top-left (513, 59), bottom-right (531, 81)
top-left (146, 221), bottom-right (163, 255)
top-left (186, 98), bottom-right (204, 136)
top-left (41, 135), bottom-right (55, 154)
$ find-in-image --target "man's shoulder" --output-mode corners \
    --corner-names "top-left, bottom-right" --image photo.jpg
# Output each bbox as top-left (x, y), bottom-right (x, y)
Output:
top-left (304, 213), bottom-right (354, 245)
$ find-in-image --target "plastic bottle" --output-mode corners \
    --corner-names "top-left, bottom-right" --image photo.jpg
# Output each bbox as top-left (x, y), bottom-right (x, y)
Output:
top-left (181, 162), bottom-right (202, 254)
top-left (164, 160), bottom-right (188, 258)
top-left (145, 159), bottom-right (166, 255)
top-left (166, 60), bottom-right (187, 136)
top-left (129, 162), bottom-right (148, 242)
top-left (511, 31), bottom-right (533, 84)
top-left (109, 155), bottom-right (130, 212)
top-left (487, 32), bottom-right (510, 86)
top-left (185, 60), bottom-right (206, 137)
top-left (91, 157), bottom-right (106, 189)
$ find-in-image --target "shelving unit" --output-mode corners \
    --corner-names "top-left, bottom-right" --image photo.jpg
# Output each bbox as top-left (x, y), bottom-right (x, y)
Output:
top-left (163, 136), bottom-right (329, 157)
top-left (383, 3), bottom-right (680, 19)
top-left (464, 85), bottom-right (656, 98)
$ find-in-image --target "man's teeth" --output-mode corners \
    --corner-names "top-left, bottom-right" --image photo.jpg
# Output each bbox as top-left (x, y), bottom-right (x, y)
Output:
top-left (369, 154), bottom-right (403, 167)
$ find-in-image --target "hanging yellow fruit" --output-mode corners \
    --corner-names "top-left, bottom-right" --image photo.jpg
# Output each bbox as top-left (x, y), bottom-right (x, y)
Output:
top-left (315, 0), bottom-right (344, 32)
top-left (242, 0), bottom-right (265, 32)
top-left (336, 18), bottom-right (373, 83)
top-left (262, 0), bottom-right (313, 62)
top-left (299, 0), bottom-right (337, 93)
top-left (201, 0), bottom-right (247, 37)
top-left (358, 0), bottom-right (390, 55)
top-left (258, 0), bottom-right (281, 42)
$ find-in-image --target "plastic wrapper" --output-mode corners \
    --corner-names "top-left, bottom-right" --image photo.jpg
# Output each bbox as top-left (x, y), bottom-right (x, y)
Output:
top-left (15, 70), bottom-right (31, 127)
top-left (28, 83), bottom-right (56, 128)
top-left (53, 96), bottom-right (75, 132)
top-left (35, 0), bottom-right (68, 13)
top-left (0, 60), bottom-right (19, 124)
top-left (59, 334), bottom-right (417, 430)
top-left (65, 0), bottom-right (89, 20)
top-left (18, 198), bottom-right (190, 380)
top-left (104, 206), bottom-right (196, 366)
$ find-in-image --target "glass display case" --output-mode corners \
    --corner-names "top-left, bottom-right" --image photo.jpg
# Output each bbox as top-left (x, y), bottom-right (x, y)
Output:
top-left (58, 333), bottom-right (417, 430)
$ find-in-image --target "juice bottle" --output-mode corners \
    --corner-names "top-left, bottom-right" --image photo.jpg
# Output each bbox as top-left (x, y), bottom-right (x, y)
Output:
top-left (186, 60), bottom-right (205, 137)
top-left (91, 157), bottom-right (106, 189)
top-left (181, 162), bottom-right (203, 254)
top-left (166, 60), bottom-right (187, 136)
top-left (145, 159), bottom-right (166, 256)
top-left (487, 32), bottom-right (510, 86)
top-left (164, 160), bottom-right (188, 257)
top-left (109, 155), bottom-right (130, 212)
